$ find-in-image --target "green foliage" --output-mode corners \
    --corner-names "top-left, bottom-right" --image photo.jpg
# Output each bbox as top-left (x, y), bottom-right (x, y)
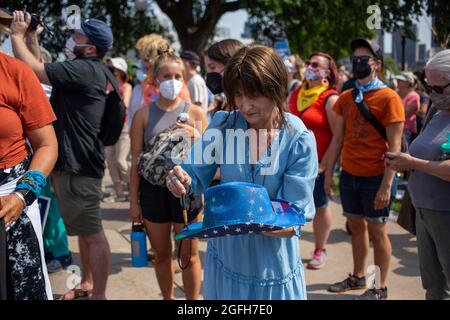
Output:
top-left (247, 0), bottom-right (428, 59)
top-left (384, 56), bottom-right (401, 76)
top-left (2, 0), bottom-right (169, 58)
top-left (427, 0), bottom-right (450, 48)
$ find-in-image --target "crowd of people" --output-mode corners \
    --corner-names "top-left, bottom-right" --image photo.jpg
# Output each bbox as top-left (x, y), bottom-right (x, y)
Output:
top-left (0, 8), bottom-right (449, 301)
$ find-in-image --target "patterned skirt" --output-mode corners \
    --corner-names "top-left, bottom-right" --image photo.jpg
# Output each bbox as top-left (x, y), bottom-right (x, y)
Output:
top-left (1, 156), bottom-right (50, 300)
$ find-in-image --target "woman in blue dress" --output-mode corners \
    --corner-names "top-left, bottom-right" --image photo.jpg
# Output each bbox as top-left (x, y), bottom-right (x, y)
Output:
top-left (167, 45), bottom-right (318, 300)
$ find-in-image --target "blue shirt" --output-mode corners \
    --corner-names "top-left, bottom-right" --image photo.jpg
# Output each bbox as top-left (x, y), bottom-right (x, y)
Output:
top-left (181, 111), bottom-right (318, 300)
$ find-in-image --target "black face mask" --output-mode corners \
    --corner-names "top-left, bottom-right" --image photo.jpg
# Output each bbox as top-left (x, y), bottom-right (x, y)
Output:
top-left (353, 61), bottom-right (373, 80)
top-left (206, 72), bottom-right (223, 95)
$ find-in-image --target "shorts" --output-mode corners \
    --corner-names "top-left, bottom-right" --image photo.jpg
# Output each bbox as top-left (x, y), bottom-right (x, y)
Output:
top-left (339, 170), bottom-right (397, 224)
top-left (52, 171), bottom-right (103, 236)
top-left (139, 179), bottom-right (199, 224)
top-left (313, 173), bottom-right (329, 210)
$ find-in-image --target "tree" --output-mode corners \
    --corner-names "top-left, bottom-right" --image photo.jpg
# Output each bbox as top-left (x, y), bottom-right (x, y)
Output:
top-left (427, 0), bottom-right (450, 48)
top-left (246, 0), bottom-right (424, 59)
top-left (2, 0), bottom-right (169, 58)
top-left (154, 0), bottom-right (243, 56)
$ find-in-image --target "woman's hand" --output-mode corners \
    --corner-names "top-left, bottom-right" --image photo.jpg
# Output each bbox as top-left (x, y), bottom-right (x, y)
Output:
top-left (10, 11), bottom-right (31, 38)
top-left (175, 122), bottom-right (201, 140)
top-left (324, 172), bottom-right (335, 201)
top-left (384, 152), bottom-right (417, 172)
top-left (374, 183), bottom-right (391, 210)
top-left (129, 202), bottom-right (143, 223)
top-left (0, 194), bottom-right (25, 227)
top-left (262, 227), bottom-right (295, 238)
top-left (166, 166), bottom-right (192, 198)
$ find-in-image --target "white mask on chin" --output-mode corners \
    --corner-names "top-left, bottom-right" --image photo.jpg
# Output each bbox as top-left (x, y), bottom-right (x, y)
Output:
top-left (64, 37), bottom-right (77, 60)
top-left (159, 79), bottom-right (183, 100)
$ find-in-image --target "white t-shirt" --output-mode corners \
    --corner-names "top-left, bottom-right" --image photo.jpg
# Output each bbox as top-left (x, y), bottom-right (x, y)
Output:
top-left (187, 74), bottom-right (209, 113)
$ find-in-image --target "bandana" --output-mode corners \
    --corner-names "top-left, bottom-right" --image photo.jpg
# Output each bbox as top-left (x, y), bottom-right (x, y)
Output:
top-left (297, 83), bottom-right (329, 113)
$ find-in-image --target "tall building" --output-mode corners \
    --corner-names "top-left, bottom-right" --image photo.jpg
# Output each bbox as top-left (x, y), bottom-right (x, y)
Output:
top-left (391, 24), bottom-right (419, 70)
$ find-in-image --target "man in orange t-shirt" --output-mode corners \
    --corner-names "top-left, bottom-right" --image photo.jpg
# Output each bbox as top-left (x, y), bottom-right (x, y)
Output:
top-left (324, 39), bottom-right (405, 300)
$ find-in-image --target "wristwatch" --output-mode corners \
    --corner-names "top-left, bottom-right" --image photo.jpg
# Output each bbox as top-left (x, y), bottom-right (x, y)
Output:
top-left (14, 189), bottom-right (37, 207)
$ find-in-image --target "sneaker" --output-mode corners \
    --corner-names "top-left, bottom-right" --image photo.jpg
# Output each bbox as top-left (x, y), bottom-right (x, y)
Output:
top-left (306, 248), bottom-right (327, 270)
top-left (328, 274), bottom-right (367, 293)
top-left (354, 287), bottom-right (388, 300)
top-left (46, 259), bottom-right (63, 273)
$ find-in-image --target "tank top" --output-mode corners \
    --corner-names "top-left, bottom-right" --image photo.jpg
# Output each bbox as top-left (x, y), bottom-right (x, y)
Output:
top-left (289, 88), bottom-right (338, 161)
top-left (144, 100), bottom-right (188, 143)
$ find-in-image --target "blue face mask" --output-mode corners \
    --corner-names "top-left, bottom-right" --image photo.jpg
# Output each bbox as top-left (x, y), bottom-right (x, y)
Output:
top-left (136, 69), bottom-right (147, 82)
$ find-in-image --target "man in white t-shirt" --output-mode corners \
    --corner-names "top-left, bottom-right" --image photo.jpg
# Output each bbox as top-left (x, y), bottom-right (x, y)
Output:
top-left (181, 51), bottom-right (208, 113)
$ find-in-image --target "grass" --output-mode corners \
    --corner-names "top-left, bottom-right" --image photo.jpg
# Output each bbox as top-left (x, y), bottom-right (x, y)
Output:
top-left (331, 172), bottom-right (403, 213)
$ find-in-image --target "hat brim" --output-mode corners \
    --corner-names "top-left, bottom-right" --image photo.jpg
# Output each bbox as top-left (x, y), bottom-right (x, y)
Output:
top-left (351, 38), bottom-right (382, 60)
top-left (175, 199), bottom-right (305, 241)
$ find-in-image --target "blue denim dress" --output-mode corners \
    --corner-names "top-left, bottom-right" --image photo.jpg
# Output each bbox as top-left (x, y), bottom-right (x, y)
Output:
top-left (181, 111), bottom-right (318, 300)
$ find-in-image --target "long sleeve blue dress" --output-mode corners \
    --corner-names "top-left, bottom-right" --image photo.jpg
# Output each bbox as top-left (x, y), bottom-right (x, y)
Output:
top-left (181, 110), bottom-right (318, 300)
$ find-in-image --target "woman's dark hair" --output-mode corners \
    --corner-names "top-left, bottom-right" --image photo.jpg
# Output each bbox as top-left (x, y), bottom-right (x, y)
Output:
top-left (204, 39), bottom-right (244, 65)
top-left (309, 51), bottom-right (339, 89)
top-left (223, 45), bottom-right (288, 127)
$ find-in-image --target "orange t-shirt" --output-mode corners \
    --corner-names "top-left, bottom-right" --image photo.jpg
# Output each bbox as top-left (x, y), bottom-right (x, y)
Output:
top-left (0, 53), bottom-right (56, 169)
top-left (333, 88), bottom-right (405, 176)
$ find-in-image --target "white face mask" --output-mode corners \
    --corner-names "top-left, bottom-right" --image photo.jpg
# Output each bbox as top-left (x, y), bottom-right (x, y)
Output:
top-left (65, 37), bottom-right (77, 60)
top-left (159, 79), bottom-right (183, 100)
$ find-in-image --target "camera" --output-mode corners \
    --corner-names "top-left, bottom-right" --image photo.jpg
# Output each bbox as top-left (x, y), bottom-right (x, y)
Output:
top-left (263, 25), bottom-right (286, 42)
top-left (0, 8), bottom-right (50, 34)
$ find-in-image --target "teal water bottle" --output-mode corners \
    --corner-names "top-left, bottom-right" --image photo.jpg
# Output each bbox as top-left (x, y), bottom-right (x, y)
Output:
top-left (131, 222), bottom-right (148, 268)
top-left (439, 131), bottom-right (450, 161)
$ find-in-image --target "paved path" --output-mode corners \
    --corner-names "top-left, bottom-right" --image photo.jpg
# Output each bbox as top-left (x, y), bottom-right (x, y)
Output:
top-left (49, 187), bottom-right (425, 300)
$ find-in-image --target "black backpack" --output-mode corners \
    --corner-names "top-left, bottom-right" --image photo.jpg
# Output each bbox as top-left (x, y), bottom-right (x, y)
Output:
top-left (98, 64), bottom-right (126, 147)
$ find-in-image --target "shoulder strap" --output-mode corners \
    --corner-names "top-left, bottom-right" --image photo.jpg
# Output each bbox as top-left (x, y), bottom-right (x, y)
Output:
top-left (98, 62), bottom-right (123, 101)
top-left (351, 89), bottom-right (387, 141)
top-left (182, 101), bottom-right (190, 113)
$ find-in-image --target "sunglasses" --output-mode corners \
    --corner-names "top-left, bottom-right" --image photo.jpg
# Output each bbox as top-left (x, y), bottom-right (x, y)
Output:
top-left (304, 61), bottom-right (321, 69)
top-left (424, 82), bottom-right (450, 94)
top-left (351, 55), bottom-right (374, 64)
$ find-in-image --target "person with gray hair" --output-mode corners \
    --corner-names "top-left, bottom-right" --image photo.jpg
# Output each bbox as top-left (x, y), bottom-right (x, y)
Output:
top-left (385, 49), bottom-right (450, 300)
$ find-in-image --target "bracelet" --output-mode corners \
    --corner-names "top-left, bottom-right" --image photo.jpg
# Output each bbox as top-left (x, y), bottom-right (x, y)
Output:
top-left (13, 192), bottom-right (27, 208)
top-left (14, 170), bottom-right (47, 198)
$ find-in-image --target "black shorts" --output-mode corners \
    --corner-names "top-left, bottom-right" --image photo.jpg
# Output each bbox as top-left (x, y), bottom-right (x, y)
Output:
top-left (139, 179), bottom-right (199, 224)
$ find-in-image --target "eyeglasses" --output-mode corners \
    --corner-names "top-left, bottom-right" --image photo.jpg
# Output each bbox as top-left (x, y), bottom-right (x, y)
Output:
top-left (424, 82), bottom-right (450, 94)
top-left (351, 55), bottom-right (374, 64)
top-left (304, 61), bottom-right (321, 69)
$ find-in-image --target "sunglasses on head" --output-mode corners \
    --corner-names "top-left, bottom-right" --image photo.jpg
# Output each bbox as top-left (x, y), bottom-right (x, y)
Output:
top-left (304, 61), bottom-right (321, 69)
top-left (351, 55), bottom-right (374, 64)
top-left (424, 82), bottom-right (450, 94)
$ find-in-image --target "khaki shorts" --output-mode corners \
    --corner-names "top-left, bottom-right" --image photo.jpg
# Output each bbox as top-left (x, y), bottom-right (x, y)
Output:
top-left (52, 171), bottom-right (103, 236)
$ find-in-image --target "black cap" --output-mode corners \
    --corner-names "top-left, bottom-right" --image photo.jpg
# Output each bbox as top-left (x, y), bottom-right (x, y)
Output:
top-left (351, 38), bottom-right (383, 61)
top-left (181, 50), bottom-right (200, 63)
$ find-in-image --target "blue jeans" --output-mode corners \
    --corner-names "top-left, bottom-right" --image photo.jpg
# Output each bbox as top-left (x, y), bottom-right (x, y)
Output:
top-left (339, 170), bottom-right (397, 224)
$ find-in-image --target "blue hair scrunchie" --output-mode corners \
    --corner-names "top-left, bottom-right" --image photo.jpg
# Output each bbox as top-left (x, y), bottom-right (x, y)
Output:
top-left (14, 170), bottom-right (47, 198)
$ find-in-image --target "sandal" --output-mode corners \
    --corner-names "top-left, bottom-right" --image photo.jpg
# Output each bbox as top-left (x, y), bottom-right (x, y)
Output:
top-left (59, 288), bottom-right (92, 300)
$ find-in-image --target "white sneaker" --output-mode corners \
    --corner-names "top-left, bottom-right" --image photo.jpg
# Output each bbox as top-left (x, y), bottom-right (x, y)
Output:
top-left (306, 248), bottom-right (327, 270)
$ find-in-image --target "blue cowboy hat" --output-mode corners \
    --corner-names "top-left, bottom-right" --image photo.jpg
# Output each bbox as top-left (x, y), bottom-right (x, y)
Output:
top-left (176, 182), bottom-right (305, 241)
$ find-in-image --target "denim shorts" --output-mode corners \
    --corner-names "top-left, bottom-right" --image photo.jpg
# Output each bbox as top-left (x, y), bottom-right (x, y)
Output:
top-left (339, 170), bottom-right (397, 224)
top-left (314, 173), bottom-right (329, 210)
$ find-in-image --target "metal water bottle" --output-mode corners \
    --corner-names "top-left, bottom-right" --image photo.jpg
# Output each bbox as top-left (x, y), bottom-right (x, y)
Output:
top-left (131, 222), bottom-right (148, 268)
top-left (439, 131), bottom-right (450, 161)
